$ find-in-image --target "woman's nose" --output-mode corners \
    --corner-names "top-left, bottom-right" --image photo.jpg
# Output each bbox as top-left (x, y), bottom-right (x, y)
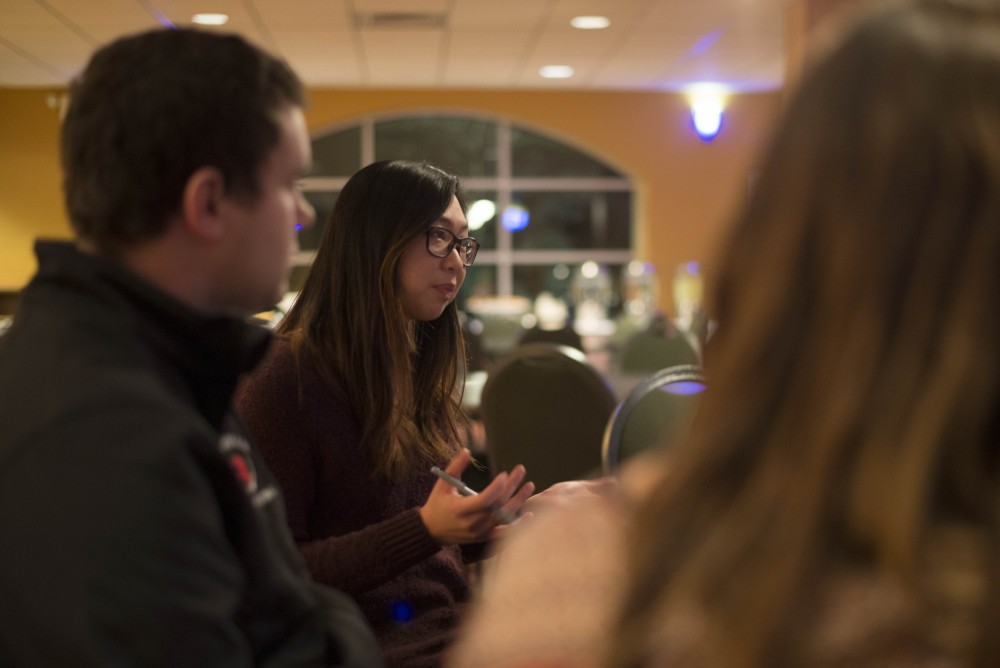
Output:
top-left (444, 245), bottom-right (466, 269)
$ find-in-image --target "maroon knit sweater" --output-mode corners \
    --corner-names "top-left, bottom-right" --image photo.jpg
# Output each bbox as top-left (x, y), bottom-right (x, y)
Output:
top-left (235, 339), bottom-right (471, 667)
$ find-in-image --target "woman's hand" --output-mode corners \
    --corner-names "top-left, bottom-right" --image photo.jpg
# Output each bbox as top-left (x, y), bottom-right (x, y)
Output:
top-left (419, 449), bottom-right (535, 545)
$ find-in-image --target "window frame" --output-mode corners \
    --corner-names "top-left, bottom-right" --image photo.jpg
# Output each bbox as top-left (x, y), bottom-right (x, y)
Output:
top-left (297, 112), bottom-right (635, 301)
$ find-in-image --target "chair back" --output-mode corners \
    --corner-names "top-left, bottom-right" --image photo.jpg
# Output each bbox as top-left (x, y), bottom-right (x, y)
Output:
top-left (517, 325), bottom-right (584, 353)
top-left (477, 315), bottom-right (525, 361)
top-left (602, 364), bottom-right (707, 475)
top-left (619, 329), bottom-right (701, 374)
top-left (480, 343), bottom-right (617, 491)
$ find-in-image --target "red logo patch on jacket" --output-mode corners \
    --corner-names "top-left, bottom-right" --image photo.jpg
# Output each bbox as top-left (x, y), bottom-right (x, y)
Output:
top-left (218, 433), bottom-right (258, 494)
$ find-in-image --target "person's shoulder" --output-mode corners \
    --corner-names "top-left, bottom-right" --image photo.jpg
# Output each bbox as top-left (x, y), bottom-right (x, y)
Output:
top-left (451, 486), bottom-right (625, 668)
top-left (236, 338), bottom-right (356, 436)
top-left (2, 324), bottom-right (172, 451)
top-left (240, 338), bottom-right (301, 393)
top-left (494, 480), bottom-right (626, 584)
top-left (18, 374), bottom-right (210, 465)
top-left (236, 338), bottom-right (303, 410)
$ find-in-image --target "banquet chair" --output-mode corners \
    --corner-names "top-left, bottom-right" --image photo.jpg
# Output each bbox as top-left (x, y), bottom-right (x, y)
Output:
top-left (480, 343), bottom-right (617, 492)
top-left (477, 314), bottom-right (526, 362)
top-left (602, 364), bottom-right (707, 475)
top-left (619, 329), bottom-right (701, 374)
top-left (517, 324), bottom-right (584, 353)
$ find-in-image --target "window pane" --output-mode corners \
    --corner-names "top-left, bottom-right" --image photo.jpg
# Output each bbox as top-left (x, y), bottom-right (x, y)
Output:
top-left (511, 264), bottom-right (575, 305)
top-left (512, 126), bottom-right (622, 177)
top-left (509, 191), bottom-right (631, 250)
top-left (309, 128), bottom-right (361, 177)
top-left (375, 117), bottom-right (497, 176)
top-left (300, 190), bottom-right (340, 252)
top-left (463, 190), bottom-right (497, 251)
top-left (297, 115), bottom-right (636, 315)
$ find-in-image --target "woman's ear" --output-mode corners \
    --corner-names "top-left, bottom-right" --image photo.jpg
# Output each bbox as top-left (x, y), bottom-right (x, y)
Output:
top-left (180, 166), bottom-right (227, 242)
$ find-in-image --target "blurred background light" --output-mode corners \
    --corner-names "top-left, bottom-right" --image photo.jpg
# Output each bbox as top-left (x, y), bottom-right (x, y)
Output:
top-left (467, 199), bottom-right (496, 231)
top-left (502, 205), bottom-right (530, 232)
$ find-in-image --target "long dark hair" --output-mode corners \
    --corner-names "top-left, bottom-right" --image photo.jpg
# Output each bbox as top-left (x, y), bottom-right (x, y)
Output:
top-left (278, 160), bottom-right (468, 479)
top-left (610, 1), bottom-right (1000, 666)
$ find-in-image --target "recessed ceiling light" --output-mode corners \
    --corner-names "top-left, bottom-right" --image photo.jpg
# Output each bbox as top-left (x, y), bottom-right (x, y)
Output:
top-left (192, 13), bottom-right (230, 26)
top-left (539, 65), bottom-right (575, 79)
top-left (571, 15), bottom-right (610, 30)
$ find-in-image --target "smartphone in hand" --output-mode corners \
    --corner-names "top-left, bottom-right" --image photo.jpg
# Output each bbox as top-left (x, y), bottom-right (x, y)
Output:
top-left (430, 466), bottom-right (518, 523)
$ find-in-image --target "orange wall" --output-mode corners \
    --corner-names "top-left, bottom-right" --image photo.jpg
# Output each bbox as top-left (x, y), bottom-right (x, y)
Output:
top-left (0, 86), bottom-right (781, 309)
top-left (304, 89), bottom-right (781, 308)
top-left (0, 89), bottom-right (66, 291)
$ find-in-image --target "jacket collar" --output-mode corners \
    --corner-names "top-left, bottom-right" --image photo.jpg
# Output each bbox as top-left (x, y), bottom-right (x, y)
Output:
top-left (32, 241), bottom-right (273, 427)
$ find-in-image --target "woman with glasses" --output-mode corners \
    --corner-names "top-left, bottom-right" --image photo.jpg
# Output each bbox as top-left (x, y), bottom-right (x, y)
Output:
top-left (236, 160), bottom-right (535, 667)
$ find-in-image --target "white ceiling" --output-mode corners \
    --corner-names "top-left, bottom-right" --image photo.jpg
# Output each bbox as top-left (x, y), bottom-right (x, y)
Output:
top-left (0, 0), bottom-right (789, 91)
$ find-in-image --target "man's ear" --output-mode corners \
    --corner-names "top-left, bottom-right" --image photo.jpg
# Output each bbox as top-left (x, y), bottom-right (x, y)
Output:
top-left (180, 166), bottom-right (227, 242)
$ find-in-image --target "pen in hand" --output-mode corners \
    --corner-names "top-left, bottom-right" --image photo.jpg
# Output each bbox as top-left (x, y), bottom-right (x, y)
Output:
top-left (430, 466), bottom-right (519, 524)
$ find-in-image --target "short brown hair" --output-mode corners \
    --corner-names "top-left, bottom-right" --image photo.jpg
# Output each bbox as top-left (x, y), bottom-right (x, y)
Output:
top-left (61, 28), bottom-right (305, 255)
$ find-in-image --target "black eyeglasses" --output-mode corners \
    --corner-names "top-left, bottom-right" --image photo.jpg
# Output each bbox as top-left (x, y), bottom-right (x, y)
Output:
top-left (426, 226), bottom-right (480, 267)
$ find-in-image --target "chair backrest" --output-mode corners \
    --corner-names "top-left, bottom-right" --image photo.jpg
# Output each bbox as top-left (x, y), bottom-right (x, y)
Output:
top-left (480, 343), bottom-right (617, 491)
top-left (602, 364), bottom-right (707, 475)
top-left (477, 314), bottom-right (526, 361)
top-left (517, 325), bottom-right (584, 353)
top-left (619, 329), bottom-right (701, 374)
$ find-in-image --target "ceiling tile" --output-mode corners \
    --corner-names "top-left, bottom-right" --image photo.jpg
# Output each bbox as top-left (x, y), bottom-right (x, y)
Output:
top-left (0, 0), bottom-right (787, 91)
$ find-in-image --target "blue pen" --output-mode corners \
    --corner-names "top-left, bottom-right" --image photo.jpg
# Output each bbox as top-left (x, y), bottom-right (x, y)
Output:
top-left (430, 466), bottom-right (518, 524)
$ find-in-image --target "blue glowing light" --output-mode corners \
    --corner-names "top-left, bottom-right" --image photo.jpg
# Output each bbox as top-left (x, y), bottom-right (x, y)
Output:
top-left (392, 601), bottom-right (413, 623)
top-left (689, 30), bottom-right (723, 57)
top-left (150, 4), bottom-right (177, 29)
top-left (662, 381), bottom-right (707, 396)
top-left (502, 205), bottom-right (530, 232)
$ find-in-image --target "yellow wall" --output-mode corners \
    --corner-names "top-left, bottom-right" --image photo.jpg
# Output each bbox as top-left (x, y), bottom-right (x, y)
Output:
top-left (304, 89), bottom-right (781, 308)
top-left (0, 86), bottom-right (781, 307)
top-left (0, 90), bottom-right (67, 291)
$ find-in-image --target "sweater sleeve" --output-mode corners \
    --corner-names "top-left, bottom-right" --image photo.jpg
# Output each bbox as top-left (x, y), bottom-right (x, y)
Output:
top-left (236, 343), bottom-right (443, 597)
top-left (299, 507), bottom-right (441, 595)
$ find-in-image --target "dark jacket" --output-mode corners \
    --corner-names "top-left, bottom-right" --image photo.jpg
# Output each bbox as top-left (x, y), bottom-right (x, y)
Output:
top-left (0, 241), bottom-right (383, 668)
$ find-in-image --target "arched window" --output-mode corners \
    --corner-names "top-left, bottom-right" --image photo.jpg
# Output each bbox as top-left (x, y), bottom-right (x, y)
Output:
top-left (296, 113), bottom-right (634, 313)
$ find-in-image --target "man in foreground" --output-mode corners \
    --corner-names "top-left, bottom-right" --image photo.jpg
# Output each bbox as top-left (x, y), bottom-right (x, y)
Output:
top-left (0, 27), bottom-right (382, 667)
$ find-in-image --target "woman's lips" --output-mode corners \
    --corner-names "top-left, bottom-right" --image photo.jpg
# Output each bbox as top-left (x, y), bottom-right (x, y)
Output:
top-left (434, 283), bottom-right (457, 299)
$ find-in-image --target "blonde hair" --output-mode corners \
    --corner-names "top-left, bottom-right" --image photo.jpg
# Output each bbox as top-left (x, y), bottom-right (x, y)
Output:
top-left (610, 1), bottom-right (1000, 666)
